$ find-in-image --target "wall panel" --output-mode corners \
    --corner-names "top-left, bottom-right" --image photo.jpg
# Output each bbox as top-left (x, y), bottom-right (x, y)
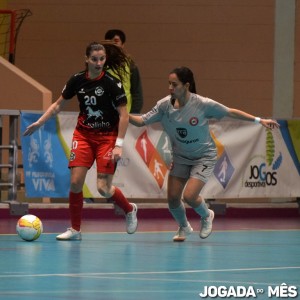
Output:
top-left (5, 0), bottom-right (297, 118)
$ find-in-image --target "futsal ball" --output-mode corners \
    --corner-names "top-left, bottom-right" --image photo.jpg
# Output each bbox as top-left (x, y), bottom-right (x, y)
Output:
top-left (16, 214), bottom-right (43, 241)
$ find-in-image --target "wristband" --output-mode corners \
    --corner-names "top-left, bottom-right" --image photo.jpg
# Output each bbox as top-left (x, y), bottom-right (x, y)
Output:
top-left (115, 137), bottom-right (124, 148)
top-left (254, 117), bottom-right (261, 124)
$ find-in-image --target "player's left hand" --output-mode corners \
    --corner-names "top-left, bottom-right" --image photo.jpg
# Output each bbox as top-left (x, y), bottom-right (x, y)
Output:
top-left (260, 119), bottom-right (280, 130)
top-left (112, 146), bottom-right (122, 162)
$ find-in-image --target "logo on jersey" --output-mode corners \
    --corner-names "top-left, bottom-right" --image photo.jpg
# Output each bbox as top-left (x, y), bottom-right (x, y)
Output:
top-left (103, 148), bottom-right (113, 160)
top-left (69, 151), bottom-right (76, 161)
top-left (86, 107), bottom-right (103, 120)
top-left (176, 128), bottom-right (187, 138)
top-left (189, 117), bottom-right (198, 126)
top-left (62, 84), bottom-right (67, 94)
top-left (117, 82), bottom-right (122, 89)
top-left (116, 93), bottom-right (126, 101)
top-left (95, 86), bottom-right (104, 96)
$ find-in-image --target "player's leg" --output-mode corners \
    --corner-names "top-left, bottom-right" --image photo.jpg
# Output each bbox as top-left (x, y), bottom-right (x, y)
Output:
top-left (97, 173), bottom-right (138, 234)
top-left (96, 137), bottom-right (137, 234)
top-left (56, 166), bottom-right (88, 241)
top-left (168, 173), bottom-right (193, 242)
top-left (183, 165), bottom-right (215, 239)
top-left (56, 129), bottom-right (93, 241)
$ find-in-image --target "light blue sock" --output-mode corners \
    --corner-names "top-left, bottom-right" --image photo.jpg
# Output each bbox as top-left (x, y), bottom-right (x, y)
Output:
top-left (193, 200), bottom-right (210, 218)
top-left (169, 201), bottom-right (188, 227)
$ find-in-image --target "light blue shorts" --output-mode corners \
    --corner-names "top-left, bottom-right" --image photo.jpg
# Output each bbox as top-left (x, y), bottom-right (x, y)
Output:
top-left (169, 157), bottom-right (217, 183)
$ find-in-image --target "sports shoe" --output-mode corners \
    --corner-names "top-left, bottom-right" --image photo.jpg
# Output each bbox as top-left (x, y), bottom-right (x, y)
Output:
top-left (199, 209), bottom-right (214, 239)
top-left (126, 203), bottom-right (138, 234)
top-left (173, 222), bottom-right (193, 242)
top-left (56, 228), bottom-right (82, 241)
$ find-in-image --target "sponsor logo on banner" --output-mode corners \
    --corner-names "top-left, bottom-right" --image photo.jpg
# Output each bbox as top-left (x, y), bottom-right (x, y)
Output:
top-left (243, 130), bottom-right (282, 189)
top-left (212, 128), bottom-right (283, 191)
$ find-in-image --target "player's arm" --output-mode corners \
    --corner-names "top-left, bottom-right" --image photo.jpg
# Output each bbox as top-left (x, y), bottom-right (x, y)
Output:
top-left (112, 104), bottom-right (129, 161)
top-left (116, 103), bottom-right (129, 141)
top-left (227, 108), bottom-right (280, 130)
top-left (23, 96), bottom-right (68, 136)
top-left (129, 114), bottom-right (145, 127)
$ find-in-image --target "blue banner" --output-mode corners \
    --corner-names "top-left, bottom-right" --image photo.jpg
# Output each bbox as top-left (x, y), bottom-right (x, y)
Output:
top-left (20, 112), bottom-right (70, 197)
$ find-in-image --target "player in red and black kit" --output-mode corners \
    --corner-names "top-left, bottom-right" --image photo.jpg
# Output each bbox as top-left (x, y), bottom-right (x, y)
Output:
top-left (24, 42), bottom-right (138, 240)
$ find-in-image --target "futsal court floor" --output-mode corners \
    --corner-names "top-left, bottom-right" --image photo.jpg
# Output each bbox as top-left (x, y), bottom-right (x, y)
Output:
top-left (0, 206), bottom-right (300, 300)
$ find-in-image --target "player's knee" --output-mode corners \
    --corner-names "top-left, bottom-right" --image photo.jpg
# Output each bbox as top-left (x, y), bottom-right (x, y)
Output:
top-left (182, 193), bottom-right (197, 206)
top-left (97, 186), bottom-right (113, 198)
top-left (168, 195), bottom-right (182, 209)
top-left (70, 181), bottom-right (83, 193)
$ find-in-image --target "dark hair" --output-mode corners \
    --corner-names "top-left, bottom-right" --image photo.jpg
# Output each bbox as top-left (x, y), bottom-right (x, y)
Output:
top-left (170, 66), bottom-right (197, 93)
top-left (85, 41), bottom-right (129, 82)
top-left (104, 29), bottom-right (126, 44)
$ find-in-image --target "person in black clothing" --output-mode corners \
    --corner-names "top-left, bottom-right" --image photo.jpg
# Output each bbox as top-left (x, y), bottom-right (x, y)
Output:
top-left (23, 42), bottom-right (138, 240)
top-left (104, 29), bottom-right (143, 113)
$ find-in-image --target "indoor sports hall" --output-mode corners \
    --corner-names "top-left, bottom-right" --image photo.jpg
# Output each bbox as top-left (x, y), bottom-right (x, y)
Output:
top-left (1, 1), bottom-right (300, 299)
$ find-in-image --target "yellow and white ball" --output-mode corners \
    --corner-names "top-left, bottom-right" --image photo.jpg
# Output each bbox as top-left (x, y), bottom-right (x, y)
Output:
top-left (16, 214), bottom-right (43, 241)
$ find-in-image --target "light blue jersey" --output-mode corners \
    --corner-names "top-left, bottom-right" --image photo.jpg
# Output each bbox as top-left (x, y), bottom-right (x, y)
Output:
top-left (142, 93), bottom-right (229, 165)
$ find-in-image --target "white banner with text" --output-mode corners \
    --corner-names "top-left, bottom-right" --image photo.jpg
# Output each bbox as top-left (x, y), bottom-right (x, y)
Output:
top-left (20, 112), bottom-right (300, 199)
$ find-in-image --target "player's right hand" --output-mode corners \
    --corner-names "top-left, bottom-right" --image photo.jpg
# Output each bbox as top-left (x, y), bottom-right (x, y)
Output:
top-left (23, 122), bottom-right (41, 136)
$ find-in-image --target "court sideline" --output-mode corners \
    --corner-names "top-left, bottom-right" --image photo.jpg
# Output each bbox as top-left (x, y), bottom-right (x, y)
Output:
top-left (0, 206), bottom-right (299, 300)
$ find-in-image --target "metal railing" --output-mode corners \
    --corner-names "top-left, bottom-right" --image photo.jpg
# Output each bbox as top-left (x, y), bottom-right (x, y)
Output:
top-left (0, 110), bottom-right (20, 201)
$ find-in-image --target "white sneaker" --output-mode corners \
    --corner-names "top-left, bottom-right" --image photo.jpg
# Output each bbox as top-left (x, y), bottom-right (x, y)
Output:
top-left (199, 209), bottom-right (214, 239)
top-left (56, 228), bottom-right (82, 241)
top-left (173, 222), bottom-right (193, 242)
top-left (126, 203), bottom-right (138, 234)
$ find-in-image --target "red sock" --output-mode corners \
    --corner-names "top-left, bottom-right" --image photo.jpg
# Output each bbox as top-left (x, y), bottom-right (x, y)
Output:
top-left (69, 191), bottom-right (83, 231)
top-left (108, 187), bottom-right (132, 214)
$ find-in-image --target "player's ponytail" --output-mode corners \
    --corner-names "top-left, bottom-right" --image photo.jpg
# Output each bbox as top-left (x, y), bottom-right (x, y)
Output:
top-left (102, 42), bottom-right (130, 83)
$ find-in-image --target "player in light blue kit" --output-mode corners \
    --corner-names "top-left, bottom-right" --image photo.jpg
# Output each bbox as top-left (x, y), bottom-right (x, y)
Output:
top-left (129, 66), bottom-right (279, 242)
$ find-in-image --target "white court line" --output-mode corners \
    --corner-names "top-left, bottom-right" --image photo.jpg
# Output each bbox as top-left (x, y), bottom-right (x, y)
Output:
top-left (69, 275), bottom-right (300, 287)
top-left (1, 273), bottom-right (299, 292)
top-left (1, 265), bottom-right (300, 278)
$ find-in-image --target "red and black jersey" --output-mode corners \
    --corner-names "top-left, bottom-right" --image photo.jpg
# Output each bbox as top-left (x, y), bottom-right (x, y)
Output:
top-left (62, 70), bottom-right (127, 134)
